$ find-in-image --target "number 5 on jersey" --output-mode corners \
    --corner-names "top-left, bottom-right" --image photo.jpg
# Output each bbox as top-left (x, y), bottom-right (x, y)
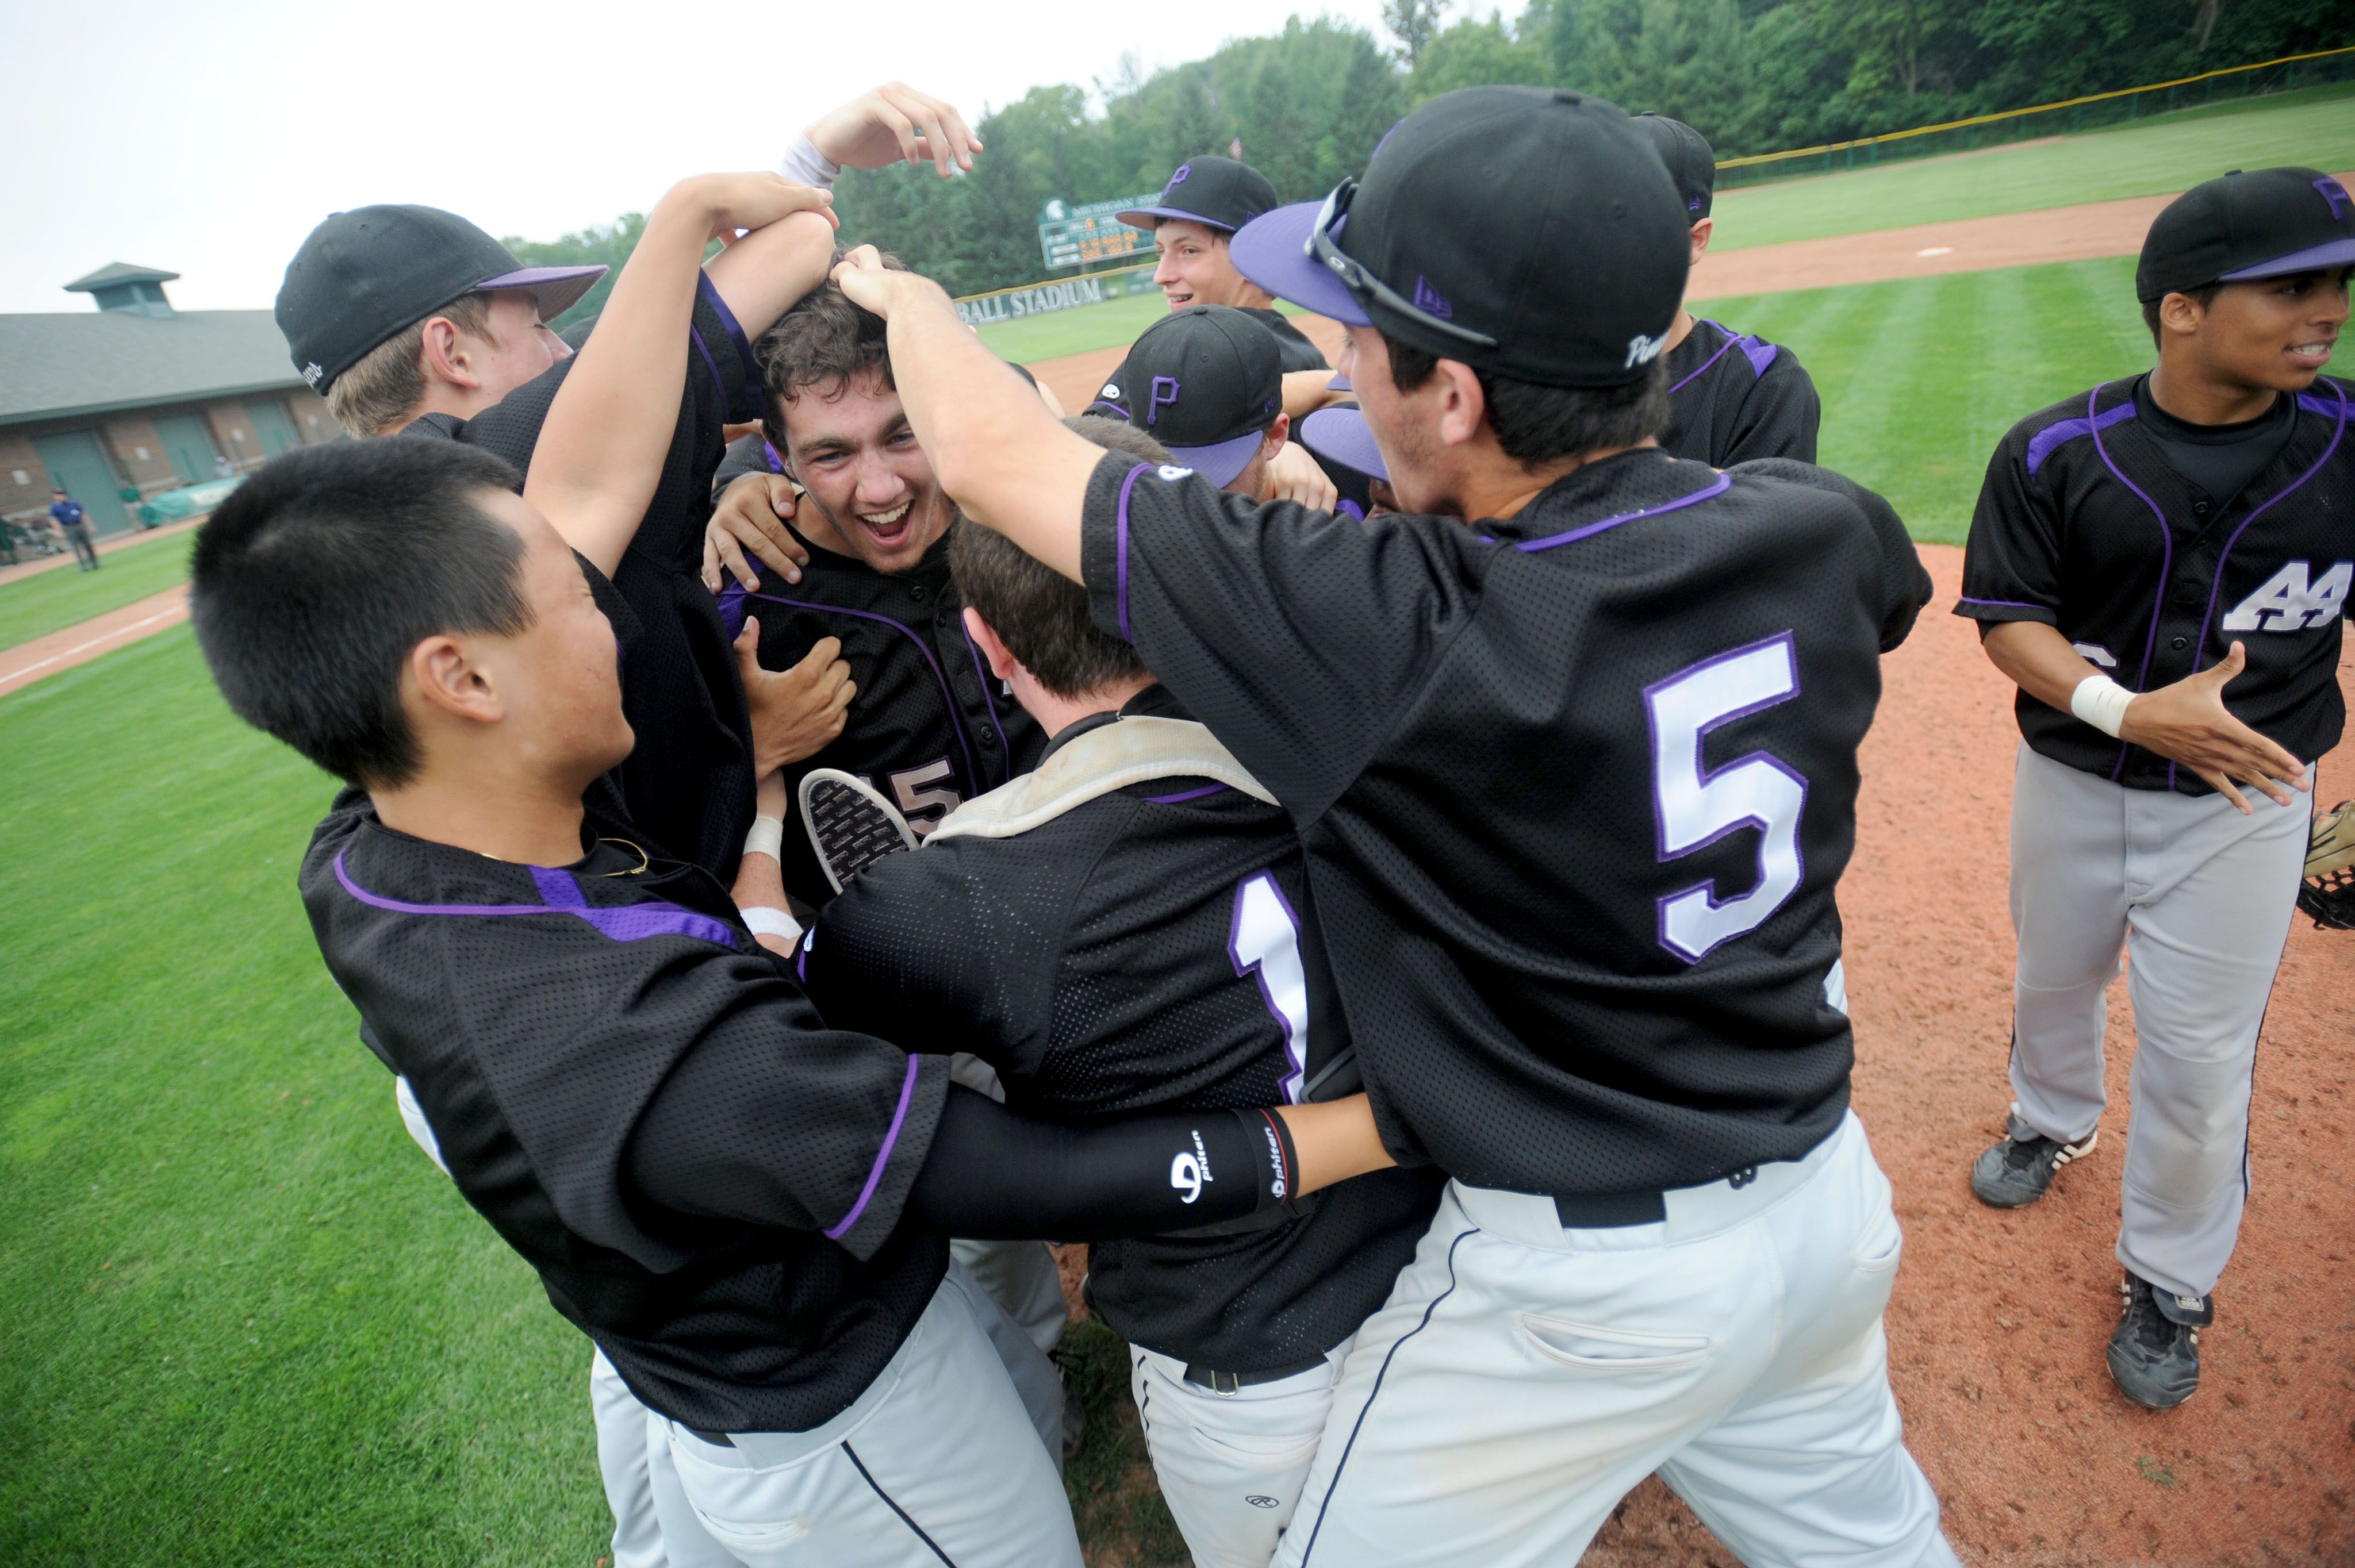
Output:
top-left (1645, 632), bottom-right (1806, 963)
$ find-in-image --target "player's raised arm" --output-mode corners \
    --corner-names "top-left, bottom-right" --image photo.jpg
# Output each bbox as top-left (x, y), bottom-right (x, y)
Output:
top-left (525, 176), bottom-right (835, 578)
top-left (831, 246), bottom-right (1102, 582)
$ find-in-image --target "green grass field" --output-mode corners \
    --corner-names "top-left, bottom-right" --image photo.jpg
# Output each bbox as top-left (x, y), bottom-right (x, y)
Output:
top-left (1712, 82), bottom-right (2355, 250)
top-left (0, 626), bottom-right (1186, 1565)
top-left (0, 529), bottom-right (195, 650)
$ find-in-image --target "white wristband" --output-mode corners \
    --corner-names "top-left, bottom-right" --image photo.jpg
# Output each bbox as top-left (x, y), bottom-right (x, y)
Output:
top-left (742, 906), bottom-right (804, 941)
top-left (777, 134), bottom-right (841, 192)
top-left (2069, 673), bottom-right (2134, 739)
top-left (744, 814), bottom-right (785, 861)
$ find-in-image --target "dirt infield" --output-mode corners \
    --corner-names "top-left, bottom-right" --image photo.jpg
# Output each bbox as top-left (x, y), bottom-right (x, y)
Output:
top-left (0, 585), bottom-right (188, 695)
top-left (1055, 548), bottom-right (2355, 1567)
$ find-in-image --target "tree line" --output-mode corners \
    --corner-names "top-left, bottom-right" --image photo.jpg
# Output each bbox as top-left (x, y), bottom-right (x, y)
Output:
top-left (513, 0), bottom-right (2350, 312)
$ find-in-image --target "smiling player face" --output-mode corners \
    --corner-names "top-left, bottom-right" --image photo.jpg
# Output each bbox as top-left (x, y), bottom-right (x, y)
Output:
top-left (1152, 220), bottom-right (1256, 311)
top-left (2193, 267), bottom-right (2350, 393)
top-left (777, 368), bottom-right (956, 574)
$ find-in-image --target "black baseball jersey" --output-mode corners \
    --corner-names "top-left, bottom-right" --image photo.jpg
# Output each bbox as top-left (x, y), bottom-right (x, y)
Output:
top-left (300, 789), bottom-right (953, 1434)
top-left (801, 688), bottom-right (1444, 1372)
top-left (1081, 447), bottom-right (1931, 1195)
top-left (1241, 306), bottom-right (1330, 373)
top-left (1957, 374), bottom-right (2352, 793)
top-left (715, 525), bottom-right (1046, 908)
top-left (404, 277), bottom-right (761, 881)
top-left (1661, 317), bottom-right (1820, 466)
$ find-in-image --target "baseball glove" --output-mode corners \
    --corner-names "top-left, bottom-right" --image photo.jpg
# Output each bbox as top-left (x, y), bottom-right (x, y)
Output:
top-left (2298, 798), bottom-right (2355, 930)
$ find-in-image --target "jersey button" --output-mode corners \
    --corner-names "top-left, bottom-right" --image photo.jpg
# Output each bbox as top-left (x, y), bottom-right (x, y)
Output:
top-left (2192, 499), bottom-right (2212, 517)
top-left (907, 583), bottom-right (929, 602)
top-left (979, 728), bottom-right (999, 749)
top-left (2169, 635), bottom-right (2190, 650)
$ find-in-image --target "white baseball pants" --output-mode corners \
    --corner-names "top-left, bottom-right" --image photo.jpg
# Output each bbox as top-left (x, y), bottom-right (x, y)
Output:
top-left (1129, 1339), bottom-right (1352, 1567)
top-left (656, 1265), bottom-right (1084, 1567)
top-left (2006, 743), bottom-right (2312, 1301)
top-left (1270, 1113), bottom-right (1958, 1567)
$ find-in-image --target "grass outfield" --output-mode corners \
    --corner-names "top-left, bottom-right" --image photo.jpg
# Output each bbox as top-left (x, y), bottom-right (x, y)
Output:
top-left (0, 627), bottom-right (1187, 1566)
top-left (1709, 254), bottom-right (2349, 544)
top-left (0, 529), bottom-right (194, 650)
top-left (1713, 82), bottom-right (2355, 251)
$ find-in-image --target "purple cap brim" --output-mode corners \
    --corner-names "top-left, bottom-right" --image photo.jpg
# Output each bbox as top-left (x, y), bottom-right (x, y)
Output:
top-left (476, 263), bottom-right (608, 321)
top-left (2220, 236), bottom-right (2355, 282)
top-left (1115, 205), bottom-right (1234, 233)
top-left (1163, 429), bottom-right (1268, 489)
top-left (1230, 202), bottom-right (1370, 326)
top-left (1326, 370), bottom-right (1352, 391)
top-left (1300, 407), bottom-right (1388, 481)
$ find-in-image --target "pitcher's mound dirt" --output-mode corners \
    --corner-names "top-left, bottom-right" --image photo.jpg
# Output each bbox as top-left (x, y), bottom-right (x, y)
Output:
top-left (1064, 548), bottom-right (2355, 1566)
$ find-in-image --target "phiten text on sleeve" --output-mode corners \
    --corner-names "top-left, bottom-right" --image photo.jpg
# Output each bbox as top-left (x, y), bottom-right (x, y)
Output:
top-left (1957, 373), bottom-right (2349, 793)
top-left (1080, 445), bottom-right (1930, 1198)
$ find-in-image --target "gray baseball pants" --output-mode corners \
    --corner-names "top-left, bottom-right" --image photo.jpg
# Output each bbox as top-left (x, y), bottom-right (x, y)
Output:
top-left (2006, 743), bottom-right (2312, 1301)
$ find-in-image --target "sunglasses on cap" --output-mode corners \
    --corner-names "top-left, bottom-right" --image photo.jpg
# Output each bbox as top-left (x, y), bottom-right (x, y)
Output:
top-left (1306, 180), bottom-right (1499, 351)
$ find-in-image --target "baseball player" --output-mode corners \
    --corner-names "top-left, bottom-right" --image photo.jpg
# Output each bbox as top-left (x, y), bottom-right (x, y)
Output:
top-left (797, 414), bottom-right (1445, 1566)
top-left (1628, 113), bottom-right (1823, 466)
top-left (826, 84), bottom-right (1954, 1566)
top-left (1090, 305), bottom-right (1338, 508)
top-left (1957, 167), bottom-right (2352, 1408)
top-left (1120, 155), bottom-right (1332, 372)
top-left (191, 211), bottom-right (1393, 1561)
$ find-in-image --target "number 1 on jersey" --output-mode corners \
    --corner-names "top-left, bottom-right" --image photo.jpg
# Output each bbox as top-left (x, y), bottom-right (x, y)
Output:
top-left (1230, 872), bottom-right (1309, 1103)
top-left (1645, 631), bottom-right (1807, 963)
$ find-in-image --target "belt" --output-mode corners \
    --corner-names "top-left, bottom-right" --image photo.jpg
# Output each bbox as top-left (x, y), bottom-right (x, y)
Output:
top-left (1549, 1166), bottom-right (1761, 1229)
top-left (1182, 1354), bottom-right (1329, 1396)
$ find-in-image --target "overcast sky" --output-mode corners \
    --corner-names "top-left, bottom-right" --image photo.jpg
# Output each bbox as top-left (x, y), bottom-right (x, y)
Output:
top-left (1, 0), bottom-right (1526, 316)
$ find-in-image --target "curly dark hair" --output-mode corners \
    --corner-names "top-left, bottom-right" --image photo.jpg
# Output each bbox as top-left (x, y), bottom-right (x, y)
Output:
top-left (754, 247), bottom-right (911, 418)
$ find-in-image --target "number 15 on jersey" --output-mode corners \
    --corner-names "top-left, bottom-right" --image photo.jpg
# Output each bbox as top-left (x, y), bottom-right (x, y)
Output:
top-left (1644, 631), bottom-right (1807, 964)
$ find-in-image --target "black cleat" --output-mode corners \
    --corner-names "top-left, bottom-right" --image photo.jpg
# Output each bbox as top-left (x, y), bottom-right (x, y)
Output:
top-left (2108, 1271), bottom-right (2208, 1409)
top-left (1969, 1111), bottom-right (2097, 1209)
top-left (799, 769), bottom-right (916, 893)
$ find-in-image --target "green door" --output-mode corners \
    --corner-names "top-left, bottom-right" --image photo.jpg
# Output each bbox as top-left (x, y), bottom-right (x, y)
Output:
top-left (33, 429), bottom-right (129, 533)
top-left (246, 398), bottom-right (300, 458)
top-left (152, 413), bottom-right (218, 483)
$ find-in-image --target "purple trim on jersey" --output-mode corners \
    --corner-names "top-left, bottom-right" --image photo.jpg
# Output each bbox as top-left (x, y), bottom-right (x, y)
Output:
top-left (1512, 473), bottom-right (1732, 552)
top-left (1114, 462), bottom-right (1150, 641)
top-left (1145, 782), bottom-right (1229, 804)
top-left (731, 589), bottom-right (982, 793)
top-left (2085, 382), bottom-right (2172, 783)
top-left (1957, 595), bottom-right (2050, 612)
top-left (688, 330), bottom-right (728, 420)
top-left (1229, 870), bottom-right (1307, 1106)
top-left (762, 439), bottom-right (787, 475)
top-left (956, 615), bottom-right (1014, 759)
top-left (698, 274), bottom-right (755, 378)
top-left (1666, 324), bottom-right (1741, 396)
top-left (1740, 337), bottom-right (1779, 378)
top-left (823, 1054), bottom-right (920, 1242)
top-left (2026, 400), bottom-right (2138, 478)
top-left (2173, 376), bottom-right (2348, 789)
top-left (2298, 390), bottom-right (2344, 418)
top-left (333, 850), bottom-right (739, 947)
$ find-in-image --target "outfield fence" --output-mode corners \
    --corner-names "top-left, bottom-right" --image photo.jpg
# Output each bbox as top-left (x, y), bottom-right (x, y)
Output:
top-left (954, 262), bottom-right (1157, 326)
top-left (1716, 47), bottom-right (2355, 190)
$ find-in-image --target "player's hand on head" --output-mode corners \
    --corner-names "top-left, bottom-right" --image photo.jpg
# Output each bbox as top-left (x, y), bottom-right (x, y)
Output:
top-left (2120, 641), bottom-right (2310, 813)
top-left (704, 474), bottom-right (808, 592)
top-left (737, 622), bottom-right (857, 775)
top-left (806, 81), bottom-right (983, 178)
top-left (830, 245), bottom-right (918, 318)
top-left (1261, 441), bottom-right (1338, 511)
top-left (674, 172), bottom-right (838, 244)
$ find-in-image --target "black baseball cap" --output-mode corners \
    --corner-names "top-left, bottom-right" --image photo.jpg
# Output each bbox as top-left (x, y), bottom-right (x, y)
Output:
top-left (1091, 306), bottom-right (1282, 485)
top-left (1118, 156), bottom-right (1280, 235)
top-left (276, 205), bottom-right (607, 394)
top-left (2138, 167), bottom-right (2355, 302)
top-left (1632, 113), bottom-right (1715, 220)
top-left (1229, 87), bottom-right (1690, 389)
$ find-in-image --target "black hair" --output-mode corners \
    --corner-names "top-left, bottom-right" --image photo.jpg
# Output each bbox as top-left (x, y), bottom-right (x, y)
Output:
top-left (1383, 334), bottom-right (1669, 467)
top-left (190, 439), bottom-right (531, 788)
top-left (756, 247), bottom-right (911, 427)
top-left (2141, 282), bottom-right (2224, 349)
top-left (947, 416), bottom-right (1157, 700)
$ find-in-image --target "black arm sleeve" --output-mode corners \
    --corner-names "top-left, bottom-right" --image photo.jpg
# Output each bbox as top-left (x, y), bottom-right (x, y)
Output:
top-left (902, 1087), bottom-right (1299, 1242)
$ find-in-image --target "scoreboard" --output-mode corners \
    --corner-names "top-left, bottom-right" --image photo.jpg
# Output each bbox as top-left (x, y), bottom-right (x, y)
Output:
top-left (1037, 193), bottom-right (1161, 270)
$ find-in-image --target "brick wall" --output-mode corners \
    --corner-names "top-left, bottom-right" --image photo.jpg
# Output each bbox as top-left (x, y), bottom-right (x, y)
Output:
top-left (4, 386), bottom-right (343, 523)
top-left (97, 414), bottom-right (181, 490)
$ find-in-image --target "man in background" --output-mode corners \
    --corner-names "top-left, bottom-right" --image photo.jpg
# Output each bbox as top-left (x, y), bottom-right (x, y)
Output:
top-left (48, 489), bottom-right (98, 571)
top-left (1122, 156), bottom-right (1331, 372)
